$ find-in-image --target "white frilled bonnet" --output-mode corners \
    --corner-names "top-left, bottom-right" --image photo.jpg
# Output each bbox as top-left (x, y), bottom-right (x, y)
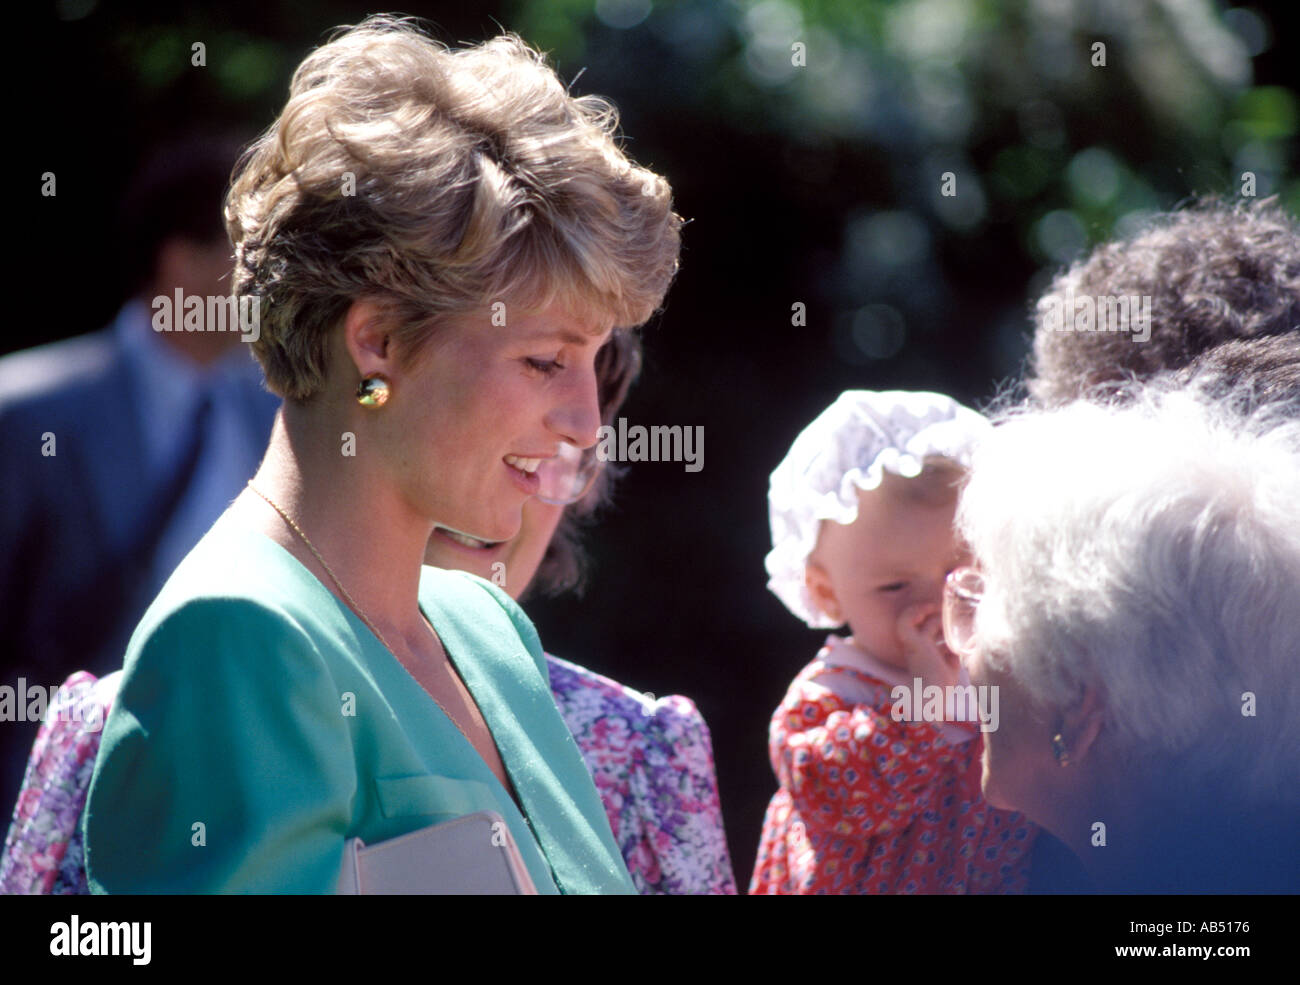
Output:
top-left (765, 389), bottom-right (990, 628)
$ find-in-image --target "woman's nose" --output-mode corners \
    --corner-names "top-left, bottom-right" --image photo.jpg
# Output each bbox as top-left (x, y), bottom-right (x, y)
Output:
top-left (548, 366), bottom-right (603, 449)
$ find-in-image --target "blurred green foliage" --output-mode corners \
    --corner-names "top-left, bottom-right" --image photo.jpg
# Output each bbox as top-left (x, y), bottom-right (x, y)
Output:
top-left (50, 0), bottom-right (1295, 372)
top-left (506, 0), bottom-right (1296, 372)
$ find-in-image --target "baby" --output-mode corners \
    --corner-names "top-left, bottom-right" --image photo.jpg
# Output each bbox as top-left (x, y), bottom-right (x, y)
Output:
top-left (750, 390), bottom-right (1037, 894)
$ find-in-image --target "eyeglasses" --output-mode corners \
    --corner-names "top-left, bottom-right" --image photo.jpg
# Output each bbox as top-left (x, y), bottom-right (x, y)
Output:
top-left (942, 566), bottom-right (985, 664)
top-left (535, 442), bottom-right (604, 506)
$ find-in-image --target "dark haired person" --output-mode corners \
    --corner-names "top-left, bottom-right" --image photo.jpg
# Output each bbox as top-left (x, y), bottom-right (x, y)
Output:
top-left (1173, 333), bottom-right (1300, 420)
top-left (1026, 198), bottom-right (1300, 407)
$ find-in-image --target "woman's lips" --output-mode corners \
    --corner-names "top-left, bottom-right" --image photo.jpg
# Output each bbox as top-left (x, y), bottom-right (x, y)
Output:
top-left (504, 458), bottom-right (541, 494)
top-left (433, 526), bottom-right (504, 553)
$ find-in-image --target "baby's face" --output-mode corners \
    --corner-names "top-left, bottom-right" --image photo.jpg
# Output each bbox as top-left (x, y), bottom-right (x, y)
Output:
top-left (807, 475), bottom-right (967, 669)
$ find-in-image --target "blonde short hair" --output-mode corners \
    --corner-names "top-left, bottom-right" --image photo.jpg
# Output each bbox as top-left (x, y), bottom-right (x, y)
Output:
top-left (225, 15), bottom-right (681, 401)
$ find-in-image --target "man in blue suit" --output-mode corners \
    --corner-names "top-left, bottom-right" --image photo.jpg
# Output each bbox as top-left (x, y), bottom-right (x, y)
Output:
top-left (0, 137), bottom-right (279, 811)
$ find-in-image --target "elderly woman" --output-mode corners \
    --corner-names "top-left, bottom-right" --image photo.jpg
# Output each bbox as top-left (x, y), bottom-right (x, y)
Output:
top-left (81, 16), bottom-right (681, 893)
top-left (944, 387), bottom-right (1300, 892)
top-left (423, 330), bottom-right (737, 894)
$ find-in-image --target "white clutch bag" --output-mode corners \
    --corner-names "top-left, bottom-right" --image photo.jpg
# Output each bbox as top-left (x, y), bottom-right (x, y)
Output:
top-left (335, 810), bottom-right (539, 894)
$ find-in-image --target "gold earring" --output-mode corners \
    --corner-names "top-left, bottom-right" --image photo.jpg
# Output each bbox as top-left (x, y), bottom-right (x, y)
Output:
top-left (1051, 732), bottom-right (1070, 767)
top-left (356, 375), bottom-right (391, 408)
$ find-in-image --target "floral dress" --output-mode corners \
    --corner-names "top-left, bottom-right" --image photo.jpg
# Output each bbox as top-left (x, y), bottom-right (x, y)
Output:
top-left (4, 659), bottom-right (737, 895)
top-left (547, 654), bottom-right (737, 895)
top-left (750, 637), bottom-right (1037, 894)
top-left (0, 671), bottom-right (107, 894)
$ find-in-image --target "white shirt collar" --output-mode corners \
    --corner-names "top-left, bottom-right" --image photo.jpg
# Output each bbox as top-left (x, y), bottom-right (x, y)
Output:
top-left (819, 634), bottom-right (980, 743)
top-left (819, 634), bottom-right (912, 687)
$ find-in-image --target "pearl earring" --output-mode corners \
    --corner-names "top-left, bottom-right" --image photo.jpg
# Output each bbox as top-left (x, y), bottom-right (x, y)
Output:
top-left (1051, 732), bottom-right (1071, 767)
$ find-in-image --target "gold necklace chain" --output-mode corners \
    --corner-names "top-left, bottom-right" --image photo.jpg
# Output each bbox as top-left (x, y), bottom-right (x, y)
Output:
top-left (245, 480), bottom-right (470, 738)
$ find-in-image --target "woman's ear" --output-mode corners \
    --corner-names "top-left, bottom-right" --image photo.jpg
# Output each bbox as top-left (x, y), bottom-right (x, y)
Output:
top-left (341, 298), bottom-right (394, 380)
top-left (1061, 684), bottom-right (1106, 765)
top-left (805, 560), bottom-right (842, 625)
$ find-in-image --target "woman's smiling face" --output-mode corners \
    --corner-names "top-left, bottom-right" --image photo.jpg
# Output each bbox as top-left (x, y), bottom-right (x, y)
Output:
top-left (384, 299), bottom-right (610, 546)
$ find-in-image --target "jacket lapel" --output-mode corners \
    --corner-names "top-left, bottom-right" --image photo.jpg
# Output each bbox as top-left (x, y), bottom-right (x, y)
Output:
top-left (418, 568), bottom-right (633, 895)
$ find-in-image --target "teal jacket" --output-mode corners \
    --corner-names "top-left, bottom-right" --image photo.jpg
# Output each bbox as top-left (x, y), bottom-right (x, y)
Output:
top-left (82, 510), bottom-right (635, 894)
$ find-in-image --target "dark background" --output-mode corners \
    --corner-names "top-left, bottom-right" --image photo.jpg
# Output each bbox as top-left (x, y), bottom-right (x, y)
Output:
top-left (17, 0), bottom-right (1299, 885)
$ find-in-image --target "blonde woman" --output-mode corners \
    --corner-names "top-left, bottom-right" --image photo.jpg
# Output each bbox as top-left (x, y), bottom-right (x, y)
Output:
top-left (82, 16), bottom-right (681, 893)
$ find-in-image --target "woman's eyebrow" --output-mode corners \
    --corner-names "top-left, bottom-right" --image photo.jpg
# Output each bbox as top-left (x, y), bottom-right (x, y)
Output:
top-left (527, 326), bottom-right (613, 346)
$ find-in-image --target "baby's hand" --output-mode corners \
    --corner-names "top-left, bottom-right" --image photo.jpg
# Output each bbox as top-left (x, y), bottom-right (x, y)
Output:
top-left (896, 603), bottom-right (961, 691)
